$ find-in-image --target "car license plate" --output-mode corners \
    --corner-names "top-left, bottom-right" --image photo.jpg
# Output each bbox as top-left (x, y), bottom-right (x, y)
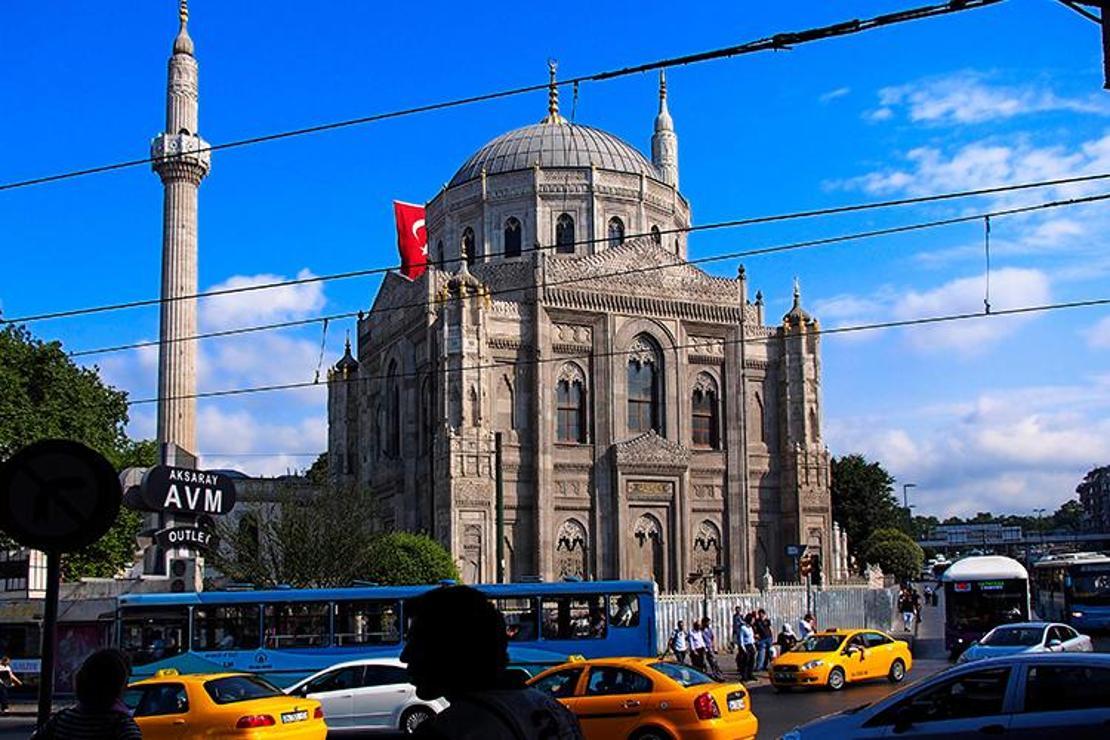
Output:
top-left (727, 697), bottom-right (744, 712)
top-left (281, 710), bottom-right (308, 723)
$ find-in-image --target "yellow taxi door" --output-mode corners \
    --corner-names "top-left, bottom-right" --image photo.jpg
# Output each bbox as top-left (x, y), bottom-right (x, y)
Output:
top-left (132, 682), bottom-right (191, 739)
top-left (862, 632), bottom-right (896, 679)
top-left (844, 634), bottom-right (869, 681)
top-left (571, 666), bottom-right (655, 738)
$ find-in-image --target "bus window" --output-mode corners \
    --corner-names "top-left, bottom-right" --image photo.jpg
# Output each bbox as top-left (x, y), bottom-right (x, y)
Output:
top-left (193, 605), bottom-right (260, 651)
top-left (541, 595), bottom-right (606, 640)
top-left (119, 607), bottom-right (187, 666)
top-left (609, 594), bottom-right (640, 627)
top-left (496, 598), bottom-right (538, 641)
top-left (334, 600), bottom-right (400, 646)
top-left (263, 603), bottom-right (329, 649)
top-left (0, 624), bottom-right (41, 660)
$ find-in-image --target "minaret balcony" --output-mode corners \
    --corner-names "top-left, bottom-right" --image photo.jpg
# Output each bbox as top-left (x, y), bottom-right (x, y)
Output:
top-left (151, 132), bottom-right (211, 181)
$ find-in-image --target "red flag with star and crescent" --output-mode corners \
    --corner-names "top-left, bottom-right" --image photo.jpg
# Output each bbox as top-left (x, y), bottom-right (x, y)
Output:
top-left (393, 200), bottom-right (428, 280)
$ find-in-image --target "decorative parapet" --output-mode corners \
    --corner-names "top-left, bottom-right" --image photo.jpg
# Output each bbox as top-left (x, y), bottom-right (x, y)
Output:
top-left (151, 132), bottom-right (211, 183)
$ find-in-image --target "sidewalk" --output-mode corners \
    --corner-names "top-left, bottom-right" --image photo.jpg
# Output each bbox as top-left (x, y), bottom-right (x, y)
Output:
top-left (4, 702), bottom-right (70, 718)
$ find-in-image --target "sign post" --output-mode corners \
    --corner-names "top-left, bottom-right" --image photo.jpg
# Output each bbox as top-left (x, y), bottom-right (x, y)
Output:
top-left (0, 440), bottom-right (122, 730)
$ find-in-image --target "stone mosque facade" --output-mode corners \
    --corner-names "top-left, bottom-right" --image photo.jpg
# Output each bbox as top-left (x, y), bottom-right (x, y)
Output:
top-left (327, 72), bottom-right (833, 592)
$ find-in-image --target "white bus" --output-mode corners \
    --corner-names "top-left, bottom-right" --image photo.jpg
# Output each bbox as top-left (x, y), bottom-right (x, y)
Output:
top-left (941, 555), bottom-right (1030, 657)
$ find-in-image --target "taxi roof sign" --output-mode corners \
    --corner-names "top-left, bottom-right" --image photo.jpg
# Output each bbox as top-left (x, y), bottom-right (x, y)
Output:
top-left (155, 668), bottom-right (180, 677)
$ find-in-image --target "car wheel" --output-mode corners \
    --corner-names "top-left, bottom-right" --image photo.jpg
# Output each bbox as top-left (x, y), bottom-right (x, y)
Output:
top-left (630, 728), bottom-right (674, 740)
top-left (888, 659), bottom-right (906, 683)
top-left (827, 667), bottom-right (846, 691)
top-left (400, 706), bottom-right (435, 735)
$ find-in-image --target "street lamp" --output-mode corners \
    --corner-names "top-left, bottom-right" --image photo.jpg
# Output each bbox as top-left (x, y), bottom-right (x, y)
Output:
top-left (903, 483), bottom-right (917, 530)
top-left (1033, 508), bottom-right (1047, 552)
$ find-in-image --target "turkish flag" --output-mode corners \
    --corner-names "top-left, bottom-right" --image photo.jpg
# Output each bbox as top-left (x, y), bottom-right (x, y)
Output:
top-left (393, 200), bottom-right (428, 280)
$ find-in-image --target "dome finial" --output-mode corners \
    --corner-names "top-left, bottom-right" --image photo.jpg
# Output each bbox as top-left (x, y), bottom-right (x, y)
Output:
top-left (542, 59), bottom-right (566, 124)
top-left (659, 70), bottom-right (668, 111)
top-left (172, 0), bottom-right (194, 55)
top-left (179, 0), bottom-right (189, 27)
top-left (793, 276), bottom-right (801, 301)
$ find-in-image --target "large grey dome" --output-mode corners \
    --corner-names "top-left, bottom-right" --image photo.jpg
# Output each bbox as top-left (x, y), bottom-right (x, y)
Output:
top-left (449, 121), bottom-right (659, 187)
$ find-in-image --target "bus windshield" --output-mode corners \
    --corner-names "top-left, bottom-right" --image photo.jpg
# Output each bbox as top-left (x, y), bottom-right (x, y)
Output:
top-left (946, 579), bottom-right (1027, 633)
top-left (1072, 567), bottom-right (1110, 606)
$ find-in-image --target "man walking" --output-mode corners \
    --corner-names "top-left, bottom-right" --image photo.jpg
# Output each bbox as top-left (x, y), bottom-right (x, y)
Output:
top-left (668, 620), bottom-right (690, 664)
top-left (688, 620), bottom-right (708, 672)
top-left (737, 614), bottom-right (756, 682)
top-left (754, 609), bottom-right (774, 672)
top-left (701, 618), bottom-right (723, 680)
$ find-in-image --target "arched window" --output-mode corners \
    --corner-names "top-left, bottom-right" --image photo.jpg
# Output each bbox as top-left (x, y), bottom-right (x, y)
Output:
top-left (650, 225), bottom-right (661, 246)
top-left (608, 216), bottom-right (625, 247)
top-left (692, 373), bottom-right (719, 449)
top-left (556, 364), bottom-right (587, 443)
top-left (627, 335), bottom-right (662, 435)
top-left (503, 217), bottom-right (522, 259)
top-left (555, 213), bottom-right (575, 254)
top-left (387, 360), bottom-right (401, 458)
top-left (462, 227), bottom-right (476, 266)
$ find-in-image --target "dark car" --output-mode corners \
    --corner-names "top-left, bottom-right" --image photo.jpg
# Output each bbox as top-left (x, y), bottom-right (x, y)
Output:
top-left (780, 652), bottom-right (1110, 739)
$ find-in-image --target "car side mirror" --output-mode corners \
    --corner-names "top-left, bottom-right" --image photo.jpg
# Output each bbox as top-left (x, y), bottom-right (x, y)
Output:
top-left (1047, 639), bottom-right (1062, 649)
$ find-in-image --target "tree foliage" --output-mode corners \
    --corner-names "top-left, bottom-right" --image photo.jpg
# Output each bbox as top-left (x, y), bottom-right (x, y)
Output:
top-left (210, 485), bottom-right (455, 589)
top-left (0, 324), bottom-right (152, 579)
top-left (363, 532), bottom-right (459, 586)
top-left (859, 528), bottom-right (924, 582)
top-left (830, 454), bottom-right (904, 563)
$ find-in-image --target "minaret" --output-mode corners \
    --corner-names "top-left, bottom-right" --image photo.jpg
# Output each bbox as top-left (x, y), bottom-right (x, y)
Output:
top-left (151, 0), bottom-right (210, 455)
top-left (651, 71), bottom-right (679, 188)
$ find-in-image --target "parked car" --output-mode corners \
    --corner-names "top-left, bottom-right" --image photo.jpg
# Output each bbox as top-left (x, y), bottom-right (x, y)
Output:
top-left (126, 669), bottom-right (326, 738)
top-left (780, 652), bottom-right (1110, 739)
top-left (770, 628), bottom-right (912, 692)
top-left (957, 621), bottom-right (1093, 663)
top-left (285, 658), bottom-right (447, 735)
top-left (528, 656), bottom-right (757, 740)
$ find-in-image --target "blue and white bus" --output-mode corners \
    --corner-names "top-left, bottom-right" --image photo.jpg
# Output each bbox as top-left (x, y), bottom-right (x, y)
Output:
top-left (1032, 552), bottom-right (1110, 631)
top-left (941, 555), bottom-right (1030, 657)
top-left (117, 580), bottom-right (655, 686)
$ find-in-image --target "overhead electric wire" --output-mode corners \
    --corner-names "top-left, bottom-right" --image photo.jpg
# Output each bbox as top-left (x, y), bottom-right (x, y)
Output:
top-left (5, 168), bottom-right (1108, 327)
top-left (67, 190), bottom-right (1110, 359)
top-left (0, 0), bottom-right (1005, 193)
top-left (125, 294), bottom-right (1110, 406)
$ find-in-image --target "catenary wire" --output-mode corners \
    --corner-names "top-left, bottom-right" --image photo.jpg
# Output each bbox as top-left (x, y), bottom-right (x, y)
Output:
top-left (5, 168), bottom-right (1107, 327)
top-left (0, 0), bottom-right (1005, 194)
top-left (68, 191), bottom-right (1110, 358)
top-left (125, 294), bottom-right (1110, 406)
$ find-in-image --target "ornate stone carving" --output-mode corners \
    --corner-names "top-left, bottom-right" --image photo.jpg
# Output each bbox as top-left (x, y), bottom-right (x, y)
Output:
top-left (614, 431), bottom-right (691, 470)
top-left (628, 335), bottom-right (661, 366)
top-left (556, 362), bottom-right (586, 386)
top-left (553, 323), bottom-right (592, 345)
top-left (692, 483), bottom-right (722, 499)
top-left (555, 518), bottom-right (588, 579)
top-left (633, 514), bottom-right (662, 541)
top-left (688, 336), bottom-right (725, 358)
top-left (555, 479), bottom-right (589, 498)
top-left (693, 371), bottom-right (718, 394)
top-left (627, 480), bottom-right (674, 499)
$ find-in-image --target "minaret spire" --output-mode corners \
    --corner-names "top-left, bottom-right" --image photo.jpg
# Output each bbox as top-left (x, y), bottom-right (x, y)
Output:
top-left (541, 59), bottom-right (566, 125)
top-left (651, 70), bottom-right (679, 188)
top-left (152, 0), bottom-right (211, 456)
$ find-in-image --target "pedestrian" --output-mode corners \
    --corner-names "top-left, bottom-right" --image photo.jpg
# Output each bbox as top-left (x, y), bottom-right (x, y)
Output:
top-left (731, 606), bottom-right (744, 655)
top-left (777, 623), bottom-right (798, 654)
top-left (0, 656), bottom-right (21, 714)
top-left (911, 588), bottom-right (923, 628)
top-left (688, 620), bottom-right (708, 672)
top-left (701, 618), bottom-right (723, 680)
top-left (737, 614), bottom-right (757, 682)
top-left (898, 587), bottom-right (915, 633)
top-left (400, 585), bottom-right (583, 739)
top-left (668, 620), bottom-right (690, 665)
top-left (799, 612), bottom-right (816, 639)
top-left (31, 649), bottom-right (141, 739)
top-left (754, 608), bottom-right (774, 672)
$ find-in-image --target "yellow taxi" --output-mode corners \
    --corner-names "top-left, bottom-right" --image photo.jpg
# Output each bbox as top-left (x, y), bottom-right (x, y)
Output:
top-left (125, 669), bottom-right (327, 738)
top-left (770, 628), bottom-right (912, 692)
top-left (528, 656), bottom-right (757, 740)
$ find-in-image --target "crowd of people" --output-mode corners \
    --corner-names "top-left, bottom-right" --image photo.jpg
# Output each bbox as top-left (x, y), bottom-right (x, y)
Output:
top-left (665, 607), bottom-right (820, 683)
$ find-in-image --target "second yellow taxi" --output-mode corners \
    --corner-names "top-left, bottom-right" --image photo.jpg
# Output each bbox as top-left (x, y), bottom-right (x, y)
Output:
top-left (770, 628), bottom-right (912, 691)
top-left (125, 669), bottom-right (327, 738)
top-left (528, 656), bottom-right (757, 740)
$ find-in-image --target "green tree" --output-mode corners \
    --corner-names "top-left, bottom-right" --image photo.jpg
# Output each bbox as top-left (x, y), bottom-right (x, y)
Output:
top-left (1052, 500), bottom-right (1084, 532)
top-left (304, 452), bottom-right (328, 486)
top-left (0, 324), bottom-right (151, 579)
top-left (830, 454), bottom-right (903, 564)
top-left (858, 528), bottom-right (924, 582)
top-left (363, 532), bottom-right (459, 586)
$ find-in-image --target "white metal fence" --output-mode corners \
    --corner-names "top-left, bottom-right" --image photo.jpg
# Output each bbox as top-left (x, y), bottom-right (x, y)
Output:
top-left (655, 585), bottom-right (899, 653)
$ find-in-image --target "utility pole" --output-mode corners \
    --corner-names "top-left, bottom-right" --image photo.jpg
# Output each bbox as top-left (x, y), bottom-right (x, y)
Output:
top-left (1056, 2), bottom-right (1110, 89)
top-left (495, 432), bottom-right (505, 583)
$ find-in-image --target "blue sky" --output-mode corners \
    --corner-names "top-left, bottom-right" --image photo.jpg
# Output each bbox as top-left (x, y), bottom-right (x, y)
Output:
top-left (2, 1), bottom-right (1109, 519)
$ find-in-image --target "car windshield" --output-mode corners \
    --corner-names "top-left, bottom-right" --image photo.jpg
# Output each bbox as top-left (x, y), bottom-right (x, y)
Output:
top-left (204, 675), bottom-right (283, 704)
top-left (980, 627), bottom-right (1043, 646)
top-left (795, 634), bottom-right (845, 652)
top-left (648, 662), bottom-right (714, 687)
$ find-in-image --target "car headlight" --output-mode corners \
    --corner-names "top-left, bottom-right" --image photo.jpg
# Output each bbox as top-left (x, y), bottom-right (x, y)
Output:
top-left (800, 660), bottom-right (824, 671)
top-left (1071, 611), bottom-right (1084, 619)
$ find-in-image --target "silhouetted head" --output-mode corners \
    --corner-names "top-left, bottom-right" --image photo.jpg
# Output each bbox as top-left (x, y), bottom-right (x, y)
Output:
top-left (401, 586), bottom-right (508, 700)
top-left (75, 649), bottom-right (131, 712)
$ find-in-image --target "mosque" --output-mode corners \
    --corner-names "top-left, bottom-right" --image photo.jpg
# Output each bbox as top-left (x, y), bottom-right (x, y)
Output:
top-left (326, 63), bottom-right (835, 592)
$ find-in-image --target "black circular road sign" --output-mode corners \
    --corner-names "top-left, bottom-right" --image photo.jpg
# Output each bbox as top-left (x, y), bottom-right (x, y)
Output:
top-left (0, 439), bottom-right (121, 553)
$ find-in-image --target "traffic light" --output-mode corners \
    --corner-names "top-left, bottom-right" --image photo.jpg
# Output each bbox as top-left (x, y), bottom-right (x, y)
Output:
top-left (799, 554), bottom-right (812, 579)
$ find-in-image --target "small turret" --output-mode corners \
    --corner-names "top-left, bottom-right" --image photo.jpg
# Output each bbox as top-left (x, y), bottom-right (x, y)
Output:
top-left (334, 334), bottom-right (359, 374)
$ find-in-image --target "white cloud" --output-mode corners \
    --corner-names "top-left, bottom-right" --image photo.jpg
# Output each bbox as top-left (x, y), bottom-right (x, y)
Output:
top-left (869, 72), bottom-right (1109, 125)
top-left (197, 406), bottom-right (327, 477)
top-left (200, 269), bottom-right (326, 331)
top-left (1085, 315), bottom-right (1110, 349)
top-left (819, 87), bottom-right (851, 104)
top-left (827, 376), bottom-right (1110, 518)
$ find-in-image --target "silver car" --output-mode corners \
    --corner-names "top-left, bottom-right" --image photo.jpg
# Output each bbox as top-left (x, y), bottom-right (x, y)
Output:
top-left (285, 657), bottom-right (448, 734)
top-left (956, 621), bottom-right (1092, 664)
top-left (780, 652), bottom-right (1110, 739)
